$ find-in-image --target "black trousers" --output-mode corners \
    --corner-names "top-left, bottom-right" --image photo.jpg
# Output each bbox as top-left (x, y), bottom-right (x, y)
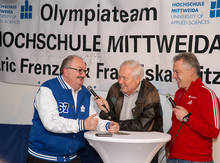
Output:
top-left (78, 144), bottom-right (103, 163)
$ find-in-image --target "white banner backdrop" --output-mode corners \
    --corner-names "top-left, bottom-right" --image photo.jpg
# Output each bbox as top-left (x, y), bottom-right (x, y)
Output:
top-left (0, 0), bottom-right (220, 96)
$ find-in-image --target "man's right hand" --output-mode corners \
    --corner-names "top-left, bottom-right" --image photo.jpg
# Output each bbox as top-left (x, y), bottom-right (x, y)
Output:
top-left (84, 113), bottom-right (98, 130)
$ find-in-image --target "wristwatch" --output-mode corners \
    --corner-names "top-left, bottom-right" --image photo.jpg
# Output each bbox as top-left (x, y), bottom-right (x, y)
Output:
top-left (182, 112), bottom-right (192, 123)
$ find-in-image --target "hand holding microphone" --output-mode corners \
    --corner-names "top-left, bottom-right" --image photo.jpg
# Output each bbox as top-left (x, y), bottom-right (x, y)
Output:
top-left (87, 86), bottom-right (110, 113)
top-left (166, 95), bottom-right (176, 108)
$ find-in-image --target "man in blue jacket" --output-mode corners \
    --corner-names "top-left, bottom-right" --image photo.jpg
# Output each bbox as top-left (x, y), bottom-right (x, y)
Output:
top-left (27, 55), bottom-right (119, 163)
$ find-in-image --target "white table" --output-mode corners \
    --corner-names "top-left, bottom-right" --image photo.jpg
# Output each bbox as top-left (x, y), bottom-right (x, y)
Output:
top-left (84, 131), bottom-right (171, 163)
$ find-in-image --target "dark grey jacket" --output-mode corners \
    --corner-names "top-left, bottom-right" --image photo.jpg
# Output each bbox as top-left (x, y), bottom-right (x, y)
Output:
top-left (99, 79), bottom-right (163, 132)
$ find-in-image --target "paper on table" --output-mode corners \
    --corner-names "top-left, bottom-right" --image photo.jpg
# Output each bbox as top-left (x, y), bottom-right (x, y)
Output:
top-left (115, 131), bottom-right (130, 135)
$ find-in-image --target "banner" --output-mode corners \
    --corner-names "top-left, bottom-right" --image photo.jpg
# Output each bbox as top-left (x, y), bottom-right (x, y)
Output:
top-left (0, 0), bottom-right (220, 96)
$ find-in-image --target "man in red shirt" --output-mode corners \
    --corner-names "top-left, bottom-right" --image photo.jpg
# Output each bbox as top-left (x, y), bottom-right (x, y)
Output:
top-left (167, 52), bottom-right (220, 163)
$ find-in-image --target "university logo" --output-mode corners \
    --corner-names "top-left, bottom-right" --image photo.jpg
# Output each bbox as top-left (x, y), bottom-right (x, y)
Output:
top-left (210, 0), bottom-right (220, 18)
top-left (20, 0), bottom-right (32, 19)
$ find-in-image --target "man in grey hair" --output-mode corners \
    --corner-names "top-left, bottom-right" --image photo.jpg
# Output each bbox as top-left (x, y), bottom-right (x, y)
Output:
top-left (96, 59), bottom-right (163, 163)
top-left (166, 52), bottom-right (220, 163)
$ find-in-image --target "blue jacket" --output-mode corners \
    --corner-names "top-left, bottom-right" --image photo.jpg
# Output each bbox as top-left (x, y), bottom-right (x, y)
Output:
top-left (28, 76), bottom-right (91, 162)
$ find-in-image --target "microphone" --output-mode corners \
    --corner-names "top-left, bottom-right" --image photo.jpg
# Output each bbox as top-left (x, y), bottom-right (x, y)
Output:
top-left (166, 95), bottom-right (176, 108)
top-left (87, 86), bottom-right (109, 112)
top-left (87, 86), bottom-right (100, 99)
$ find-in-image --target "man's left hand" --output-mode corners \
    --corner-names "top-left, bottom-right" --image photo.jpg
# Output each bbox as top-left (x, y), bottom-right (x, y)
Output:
top-left (108, 121), bottom-right (120, 133)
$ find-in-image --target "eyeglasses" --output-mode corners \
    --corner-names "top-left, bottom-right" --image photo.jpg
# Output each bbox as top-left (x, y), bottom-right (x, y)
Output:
top-left (66, 67), bottom-right (88, 75)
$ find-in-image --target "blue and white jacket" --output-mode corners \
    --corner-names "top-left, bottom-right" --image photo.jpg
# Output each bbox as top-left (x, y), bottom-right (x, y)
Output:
top-left (28, 76), bottom-right (110, 162)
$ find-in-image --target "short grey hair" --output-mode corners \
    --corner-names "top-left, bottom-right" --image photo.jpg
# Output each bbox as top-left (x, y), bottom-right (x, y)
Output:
top-left (173, 52), bottom-right (200, 77)
top-left (120, 60), bottom-right (144, 80)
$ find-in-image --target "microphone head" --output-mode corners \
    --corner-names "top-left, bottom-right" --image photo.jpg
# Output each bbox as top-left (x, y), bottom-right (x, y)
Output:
top-left (166, 94), bottom-right (171, 98)
top-left (87, 85), bottom-right (92, 91)
top-left (87, 85), bottom-right (99, 98)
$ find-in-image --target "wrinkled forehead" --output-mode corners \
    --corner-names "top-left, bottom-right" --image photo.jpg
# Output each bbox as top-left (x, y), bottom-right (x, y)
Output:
top-left (119, 65), bottom-right (133, 76)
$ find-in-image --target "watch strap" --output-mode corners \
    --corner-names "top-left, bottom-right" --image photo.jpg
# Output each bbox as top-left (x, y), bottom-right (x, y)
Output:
top-left (183, 112), bottom-right (192, 123)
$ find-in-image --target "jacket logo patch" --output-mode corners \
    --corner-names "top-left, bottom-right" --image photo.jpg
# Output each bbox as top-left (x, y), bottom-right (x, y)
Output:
top-left (80, 105), bottom-right (85, 112)
top-left (187, 100), bottom-right (193, 105)
top-left (188, 95), bottom-right (197, 99)
top-left (58, 102), bottom-right (69, 113)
